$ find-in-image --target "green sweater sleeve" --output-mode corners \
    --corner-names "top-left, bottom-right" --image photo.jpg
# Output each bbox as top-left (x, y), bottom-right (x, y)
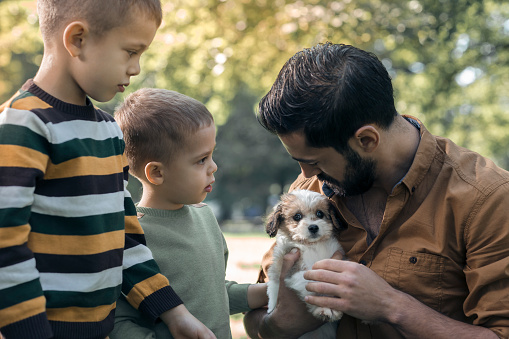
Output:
top-left (225, 281), bottom-right (251, 314)
top-left (110, 296), bottom-right (157, 339)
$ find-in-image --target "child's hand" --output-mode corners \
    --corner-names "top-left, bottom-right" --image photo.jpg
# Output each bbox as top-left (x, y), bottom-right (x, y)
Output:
top-left (160, 305), bottom-right (216, 339)
top-left (247, 282), bottom-right (269, 309)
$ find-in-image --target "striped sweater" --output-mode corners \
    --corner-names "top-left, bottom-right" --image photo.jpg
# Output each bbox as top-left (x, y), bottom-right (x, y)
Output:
top-left (0, 80), bottom-right (182, 339)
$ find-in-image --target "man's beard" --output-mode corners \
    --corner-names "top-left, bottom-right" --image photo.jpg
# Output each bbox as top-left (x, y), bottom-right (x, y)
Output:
top-left (317, 146), bottom-right (376, 197)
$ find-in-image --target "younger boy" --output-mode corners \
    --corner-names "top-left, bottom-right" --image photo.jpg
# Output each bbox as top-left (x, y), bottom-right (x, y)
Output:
top-left (110, 88), bottom-right (269, 338)
top-left (0, 1), bottom-right (213, 338)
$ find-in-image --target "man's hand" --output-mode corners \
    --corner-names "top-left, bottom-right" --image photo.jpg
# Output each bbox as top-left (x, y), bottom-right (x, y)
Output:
top-left (304, 259), bottom-right (398, 323)
top-left (244, 248), bottom-right (324, 339)
top-left (304, 258), bottom-right (499, 339)
top-left (160, 304), bottom-right (216, 339)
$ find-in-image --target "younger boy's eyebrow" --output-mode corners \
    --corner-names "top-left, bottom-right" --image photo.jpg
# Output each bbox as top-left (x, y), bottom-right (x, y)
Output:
top-left (195, 147), bottom-right (215, 159)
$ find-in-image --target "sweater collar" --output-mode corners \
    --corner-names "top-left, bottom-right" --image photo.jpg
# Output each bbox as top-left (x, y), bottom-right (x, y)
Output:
top-left (22, 79), bottom-right (96, 118)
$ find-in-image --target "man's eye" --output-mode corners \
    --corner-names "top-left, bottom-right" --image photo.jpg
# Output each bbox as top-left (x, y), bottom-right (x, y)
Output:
top-left (293, 213), bottom-right (302, 221)
top-left (316, 210), bottom-right (324, 218)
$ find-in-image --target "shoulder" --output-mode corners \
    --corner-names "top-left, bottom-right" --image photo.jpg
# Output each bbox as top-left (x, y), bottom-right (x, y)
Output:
top-left (436, 136), bottom-right (509, 194)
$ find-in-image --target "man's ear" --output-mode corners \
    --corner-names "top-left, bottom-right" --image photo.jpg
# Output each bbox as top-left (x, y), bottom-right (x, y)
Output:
top-left (62, 21), bottom-right (89, 57)
top-left (144, 162), bottom-right (164, 185)
top-left (350, 125), bottom-right (380, 153)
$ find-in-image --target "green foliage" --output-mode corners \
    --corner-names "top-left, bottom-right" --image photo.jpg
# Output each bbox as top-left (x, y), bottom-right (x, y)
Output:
top-left (1, 0), bottom-right (508, 218)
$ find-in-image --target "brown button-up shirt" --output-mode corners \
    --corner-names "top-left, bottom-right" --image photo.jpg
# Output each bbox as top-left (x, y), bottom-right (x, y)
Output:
top-left (258, 120), bottom-right (509, 338)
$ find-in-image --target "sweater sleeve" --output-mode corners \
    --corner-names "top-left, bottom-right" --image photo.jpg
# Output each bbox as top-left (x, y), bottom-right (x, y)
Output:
top-left (0, 107), bottom-right (53, 338)
top-left (121, 159), bottom-right (183, 322)
top-left (221, 234), bottom-right (251, 314)
top-left (110, 296), bottom-right (156, 339)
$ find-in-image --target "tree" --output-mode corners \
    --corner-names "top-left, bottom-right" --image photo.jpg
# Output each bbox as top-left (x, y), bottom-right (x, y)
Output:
top-left (1, 0), bottom-right (508, 218)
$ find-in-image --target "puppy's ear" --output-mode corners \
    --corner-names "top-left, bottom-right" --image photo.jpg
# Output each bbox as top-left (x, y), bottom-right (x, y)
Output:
top-left (328, 200), bottom-right (345, 233)
top-left (266, 203), bottom-right (283, 238)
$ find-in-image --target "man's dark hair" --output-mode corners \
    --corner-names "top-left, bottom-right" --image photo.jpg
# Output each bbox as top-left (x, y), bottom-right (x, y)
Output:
top-left (257, 42), bottom-right (397, 152)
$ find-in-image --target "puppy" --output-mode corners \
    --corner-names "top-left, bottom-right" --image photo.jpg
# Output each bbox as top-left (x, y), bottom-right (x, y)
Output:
top-left (266, 189), bottom-right (345, 339)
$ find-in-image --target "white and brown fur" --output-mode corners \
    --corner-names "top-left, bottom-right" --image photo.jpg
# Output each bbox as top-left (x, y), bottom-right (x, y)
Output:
top-left (266, 189), bottom-right (345, 339)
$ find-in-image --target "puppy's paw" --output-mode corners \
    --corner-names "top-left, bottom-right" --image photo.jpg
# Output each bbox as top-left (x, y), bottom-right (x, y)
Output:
top-left (311, 307), bottom-right (343, 322)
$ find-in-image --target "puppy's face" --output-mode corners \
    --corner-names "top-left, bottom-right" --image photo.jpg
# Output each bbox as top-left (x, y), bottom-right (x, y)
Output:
top-left (266, 190), bottom-right (341, 244)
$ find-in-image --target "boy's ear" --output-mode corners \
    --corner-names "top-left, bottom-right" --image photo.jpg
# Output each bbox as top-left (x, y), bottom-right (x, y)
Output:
top-left (144, 162), bottom-right (165, 185)
top-left (63, 21), bottom-right (89, 57)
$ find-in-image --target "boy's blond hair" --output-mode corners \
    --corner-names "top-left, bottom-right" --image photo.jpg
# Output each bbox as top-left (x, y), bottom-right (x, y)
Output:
top-left (115, 88), bottom-right (214, 179)
top-left (37, 0), bottom-right (162, 42)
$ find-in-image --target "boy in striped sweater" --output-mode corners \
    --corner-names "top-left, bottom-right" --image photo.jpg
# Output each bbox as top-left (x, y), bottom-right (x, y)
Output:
top-left (0, 1), bottom-right (214, 339)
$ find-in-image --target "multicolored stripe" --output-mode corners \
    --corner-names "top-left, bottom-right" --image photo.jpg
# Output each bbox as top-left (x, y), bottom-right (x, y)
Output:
top-left (0, 80), bottom-right (182, 339)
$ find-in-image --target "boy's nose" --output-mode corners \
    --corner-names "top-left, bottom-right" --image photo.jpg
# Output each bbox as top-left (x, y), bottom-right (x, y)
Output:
top-left (210, 160), bottom-right (218, 174)
top-left (128, 60), bottom-right (141, 76)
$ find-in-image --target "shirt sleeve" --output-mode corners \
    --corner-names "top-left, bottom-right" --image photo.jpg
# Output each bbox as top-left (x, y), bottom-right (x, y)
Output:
top-left (0, 108), bottom-right (53, 338)
top-left (463, 181), bottom-right (509, 338)
top-left (121, 159), bottom-right (183, 322)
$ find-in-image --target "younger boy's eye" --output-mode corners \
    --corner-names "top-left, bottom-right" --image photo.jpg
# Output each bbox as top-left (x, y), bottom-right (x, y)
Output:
top-left (127, 50), bottom-right (137, 57)
top-left (198, 157), bottom-right (207, 164)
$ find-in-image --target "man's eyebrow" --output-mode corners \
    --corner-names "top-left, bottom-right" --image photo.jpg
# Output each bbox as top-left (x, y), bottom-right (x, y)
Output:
top-left (291, 157), bottom-right (316, 164)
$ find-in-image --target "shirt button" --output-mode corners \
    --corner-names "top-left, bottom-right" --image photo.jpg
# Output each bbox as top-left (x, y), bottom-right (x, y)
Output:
top-left (359, 260), bottom-right (367, 265)
top-left (411, 187), bottom-right (416, 193)
top-left (409, 256), bottom-right (418, 264)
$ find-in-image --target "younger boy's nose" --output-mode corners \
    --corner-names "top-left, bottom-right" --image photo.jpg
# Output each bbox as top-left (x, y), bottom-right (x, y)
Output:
top-left (210, 160), bottom-right (218, 174)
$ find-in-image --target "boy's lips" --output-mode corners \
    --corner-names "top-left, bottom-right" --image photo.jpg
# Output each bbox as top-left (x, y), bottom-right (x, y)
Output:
top-left (118, 84), bottom-right (129, 93)
top-left (205, 182), bottom-right (214, 192)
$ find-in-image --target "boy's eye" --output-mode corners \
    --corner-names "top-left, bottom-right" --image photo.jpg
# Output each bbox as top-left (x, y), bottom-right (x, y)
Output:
top-left (316, 210), bottom-right (324, 218)
top-left (293, 213), bottom-right (302, 221)
top-left (127, 50), bottom-right (137, 57)
top-left (198, 157), bottom-right (207, 164)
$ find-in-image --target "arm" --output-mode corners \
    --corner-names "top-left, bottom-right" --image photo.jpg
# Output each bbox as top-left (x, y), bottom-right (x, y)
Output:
top-left (0, 108), bottom-right (53, 338)
top-left (243, 249), bottom-right (324, 339)
top-left (110, 296), bottom-right (156, 339)
top-left (304, 259), bottom-right (499, 339)
top-left (160, 305), bottom-right (216, 339)
top-left (247, 283), bottom-right (268, 309)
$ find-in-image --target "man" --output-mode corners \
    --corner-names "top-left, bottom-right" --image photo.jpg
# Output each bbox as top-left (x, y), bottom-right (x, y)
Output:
top-left (244, 42), bottom-right (509, 338)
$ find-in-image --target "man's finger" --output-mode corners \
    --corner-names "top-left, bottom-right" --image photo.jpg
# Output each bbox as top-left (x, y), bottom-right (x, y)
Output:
top-left (331, 250), bottom-right (346, 260)
top-left (280, 248), bottom-right (300, 279)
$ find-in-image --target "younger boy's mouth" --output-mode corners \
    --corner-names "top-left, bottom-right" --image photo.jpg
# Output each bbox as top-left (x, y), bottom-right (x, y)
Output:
top-left (205, 182), bottom-right (214, 193)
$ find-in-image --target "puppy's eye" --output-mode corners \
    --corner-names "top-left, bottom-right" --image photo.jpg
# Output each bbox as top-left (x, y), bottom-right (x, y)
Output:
top-left (293, 213), bottom-right (302, 221)
top-left (316, 210), bottom-right (324, 218)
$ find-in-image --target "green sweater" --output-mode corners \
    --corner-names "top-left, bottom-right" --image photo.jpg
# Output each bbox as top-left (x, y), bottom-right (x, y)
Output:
top-left (111, 203), bottom-right (251, 339)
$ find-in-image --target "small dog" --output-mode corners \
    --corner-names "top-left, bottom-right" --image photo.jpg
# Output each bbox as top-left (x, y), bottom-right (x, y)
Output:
top-left (266, 189), bottom-right (345, 339)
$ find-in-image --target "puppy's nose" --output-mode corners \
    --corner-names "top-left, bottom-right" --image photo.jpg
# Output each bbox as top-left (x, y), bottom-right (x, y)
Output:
top-left (308, 224), bottom-right (319, 234)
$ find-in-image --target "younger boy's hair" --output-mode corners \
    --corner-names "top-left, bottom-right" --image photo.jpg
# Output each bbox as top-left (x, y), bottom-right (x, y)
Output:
top-left (115, 88), bottom-right (214, 179)
top-left (37, 0), bottom-right (162, 43)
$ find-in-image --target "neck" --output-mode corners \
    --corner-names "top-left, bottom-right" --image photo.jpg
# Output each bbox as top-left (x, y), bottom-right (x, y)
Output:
top-left (372, 115), bottom-right (420, 195)
top-left (34, 51), bottom-right (87, 106)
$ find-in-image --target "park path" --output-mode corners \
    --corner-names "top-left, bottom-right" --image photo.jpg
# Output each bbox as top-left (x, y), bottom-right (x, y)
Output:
top-left (224, 234), bottom-right (275, 339)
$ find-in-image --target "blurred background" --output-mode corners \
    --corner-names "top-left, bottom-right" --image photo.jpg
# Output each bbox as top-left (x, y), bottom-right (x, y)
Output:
top-left (2, 1), bottom-right (509, 337)
top-left (2, 0), bottom-right (509, 225)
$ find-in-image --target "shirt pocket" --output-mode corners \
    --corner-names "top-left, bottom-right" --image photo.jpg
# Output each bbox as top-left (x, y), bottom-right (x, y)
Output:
top-left (383, 248), bottom-right (445, 311)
